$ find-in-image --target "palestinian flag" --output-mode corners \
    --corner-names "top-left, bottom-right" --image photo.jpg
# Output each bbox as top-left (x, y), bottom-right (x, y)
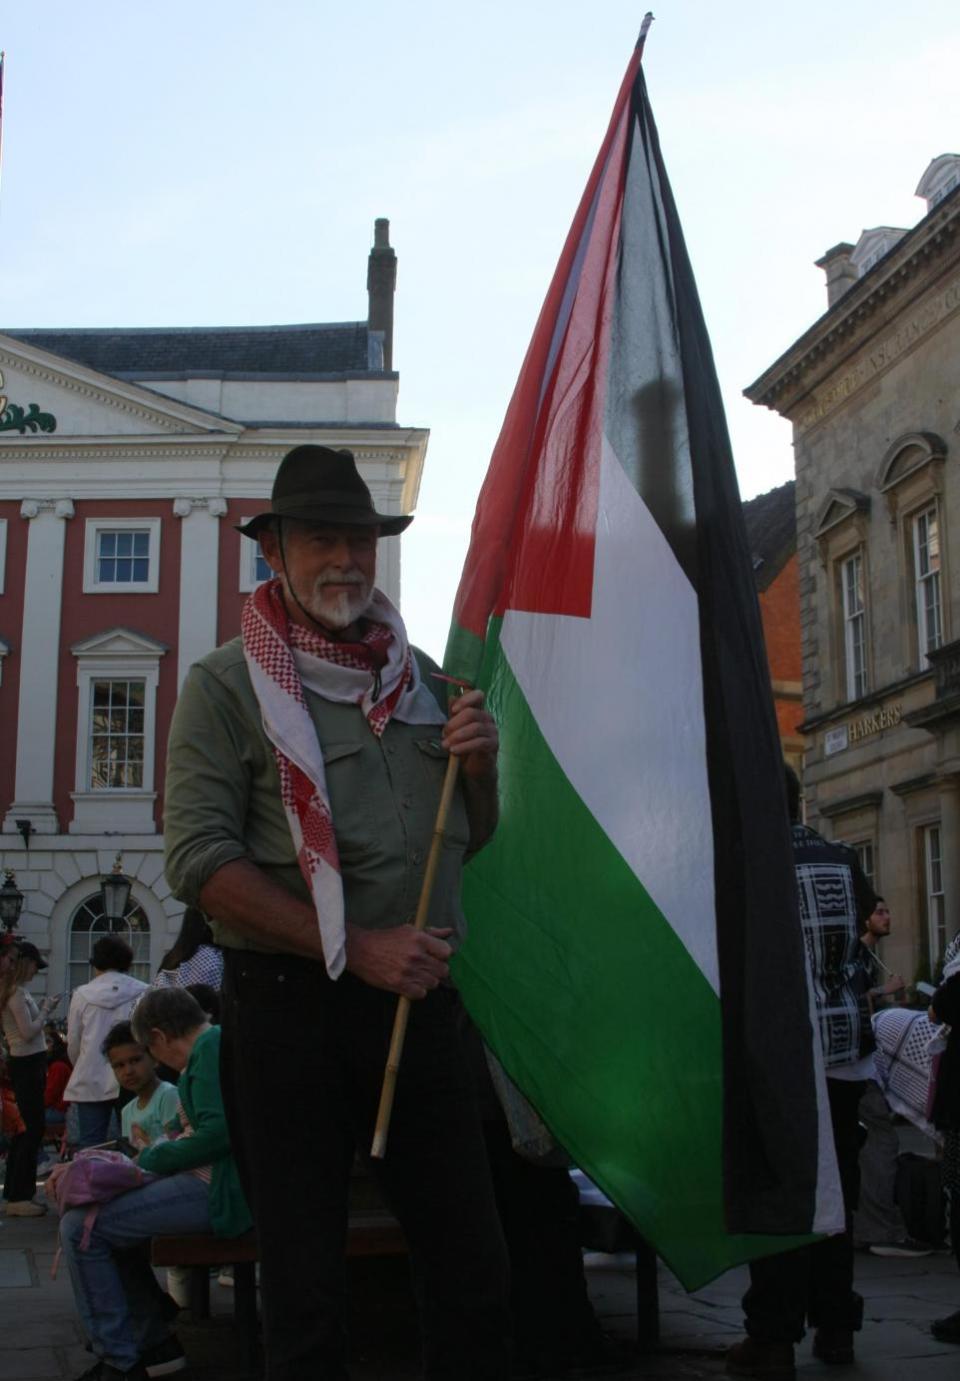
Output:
top-left (445, 26), bottom-right (843, 1289)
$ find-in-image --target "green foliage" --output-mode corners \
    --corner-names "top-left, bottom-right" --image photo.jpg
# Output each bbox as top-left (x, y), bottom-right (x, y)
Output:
top-left (0, 402), bottom-right (57, 434)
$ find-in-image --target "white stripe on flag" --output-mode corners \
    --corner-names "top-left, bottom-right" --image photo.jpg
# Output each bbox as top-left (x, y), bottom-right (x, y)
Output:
top-left (501, 433), bottom-right (719, 992)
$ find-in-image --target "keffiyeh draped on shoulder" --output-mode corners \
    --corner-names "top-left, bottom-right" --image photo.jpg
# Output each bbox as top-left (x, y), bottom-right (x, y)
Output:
top-left (241, 578), bottom-right (444, 978)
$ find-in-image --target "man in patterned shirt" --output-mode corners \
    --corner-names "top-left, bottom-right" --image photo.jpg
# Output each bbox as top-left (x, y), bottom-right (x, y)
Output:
top-left (728, 767), bottom-right (877, 1379)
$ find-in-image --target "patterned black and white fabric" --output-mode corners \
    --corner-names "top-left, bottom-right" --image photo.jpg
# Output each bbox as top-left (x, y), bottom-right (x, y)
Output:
top-left (872, 1007), bottom-right (941, 1141)
top-left (792, 824), bottom-right (876, 1068)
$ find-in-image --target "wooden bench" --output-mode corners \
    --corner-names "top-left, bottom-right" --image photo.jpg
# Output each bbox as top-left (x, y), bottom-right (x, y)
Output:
top-left (151, 1209), bottom-right (407, 1378)
top-left (152, 1192), bottom-right (660, 1374)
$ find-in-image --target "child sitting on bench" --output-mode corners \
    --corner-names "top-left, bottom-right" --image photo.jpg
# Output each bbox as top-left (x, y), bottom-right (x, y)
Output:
top-left (102, 1021), bottom-right (179, 1153)
top-left (59, 987), bottom-right (250, 1381)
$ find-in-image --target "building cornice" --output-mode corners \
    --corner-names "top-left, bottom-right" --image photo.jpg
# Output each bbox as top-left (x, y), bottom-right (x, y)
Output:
top-left (798, 668), bottom-right (934, 734)
top-left (0, 427), bottom-right (430, 508)
top-left (816, 790), bottom-right (884, 819)
top-left (744, 187), bottom-right (960, 420)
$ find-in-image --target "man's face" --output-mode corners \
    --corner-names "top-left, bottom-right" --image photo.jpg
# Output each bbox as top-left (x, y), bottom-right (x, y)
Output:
top-left (108, 1042), bottom-right (155, 1095)
top-left (866, 902), bottom-right (892, 939)
top-left (259, 521), bottom-right (378, 633)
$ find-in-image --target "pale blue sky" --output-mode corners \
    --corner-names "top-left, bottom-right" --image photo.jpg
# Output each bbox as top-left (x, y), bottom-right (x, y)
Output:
top-left (1, 1), bottom-right (958, 657)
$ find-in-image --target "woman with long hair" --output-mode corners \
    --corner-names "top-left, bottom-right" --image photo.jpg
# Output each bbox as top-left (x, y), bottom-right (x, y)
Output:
top-left (154, 907), bottom-right (223, 991)
top-left (0, 943), bottom-right (61, 1215)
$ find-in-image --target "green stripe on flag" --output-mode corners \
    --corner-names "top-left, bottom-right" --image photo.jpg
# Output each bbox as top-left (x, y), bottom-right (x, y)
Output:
top-left (451, 622), bottom-right (812, 1288)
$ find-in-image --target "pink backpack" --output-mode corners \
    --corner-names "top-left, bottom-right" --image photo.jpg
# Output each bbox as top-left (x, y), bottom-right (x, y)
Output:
top-left (51, 1149), bottom-right (156, 1255)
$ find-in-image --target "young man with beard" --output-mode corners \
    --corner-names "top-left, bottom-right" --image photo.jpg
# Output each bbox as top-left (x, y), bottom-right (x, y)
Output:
top-left (163, 446), bottom-right (510, 1381)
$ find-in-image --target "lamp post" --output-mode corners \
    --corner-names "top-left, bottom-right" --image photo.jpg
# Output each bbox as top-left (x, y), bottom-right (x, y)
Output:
top-left (0, 870), bottom-right (25, 932)
top-left (100, 854), bottom-right (132, 932)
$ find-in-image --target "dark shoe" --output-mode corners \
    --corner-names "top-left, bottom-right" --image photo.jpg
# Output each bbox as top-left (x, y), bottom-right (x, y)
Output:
top-left (726, 1337), bottom-right (796, 1378)
top-left (868, 1237), bottom-right (934, 1258)
top-left (73, 1366), bottom-right (149, 1381)
top-left (141, 1335), bottom-right (187, 1377)
top-left (931, 1309), bottom-right (960, 1343)
top-left (812, 1328), bottom-right (855, 1364)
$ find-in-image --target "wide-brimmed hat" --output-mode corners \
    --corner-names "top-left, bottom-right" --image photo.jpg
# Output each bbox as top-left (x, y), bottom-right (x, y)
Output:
top-left (236, 445), bottom-right (413, 539)
top-left (15, 941), bottom-right (48, 971)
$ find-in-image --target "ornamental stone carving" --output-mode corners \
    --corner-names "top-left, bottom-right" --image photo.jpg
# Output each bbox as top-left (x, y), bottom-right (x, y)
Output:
top-left (172, 497), bottom-right (229, 517)
top-left (20, 498), bottom-right (75, 520)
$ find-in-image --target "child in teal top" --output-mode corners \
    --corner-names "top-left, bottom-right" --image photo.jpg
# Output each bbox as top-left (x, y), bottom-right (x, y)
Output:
top-left (57, 989), bottom-right (250, 1379)
top-left (102, 1020), bottom-right (179, 1151)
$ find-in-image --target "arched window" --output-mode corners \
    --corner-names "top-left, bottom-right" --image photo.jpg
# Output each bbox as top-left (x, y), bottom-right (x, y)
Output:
top-left (68, 894), bottom-right (151, 994)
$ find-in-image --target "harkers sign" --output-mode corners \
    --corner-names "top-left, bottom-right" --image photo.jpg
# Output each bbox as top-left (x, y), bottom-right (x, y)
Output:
top-left (824, 703), bottom-right (903, 757)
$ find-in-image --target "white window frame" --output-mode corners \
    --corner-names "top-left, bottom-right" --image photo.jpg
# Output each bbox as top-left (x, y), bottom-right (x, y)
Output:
top-left (851, 840), bottom-right (876, 891)
top-left (67, 893), bottom-right (152, 994)
top-left (0, 518), bottom-right (7, 595)
top-left (913, 505), bottom-right (944, 663)
top-left (841, 551), bottom-right (868, 701)
top-left (238, 519), bottom-right (272, 592)
top-left (69, 630), bottom-right (166, 834)
top-left (83, 517), bottom-right (162, 594)
top-left (923, 823), bottom-right (946, 969)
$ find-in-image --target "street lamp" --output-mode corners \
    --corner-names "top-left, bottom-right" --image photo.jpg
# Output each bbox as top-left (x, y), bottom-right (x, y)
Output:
top-left (0, 870), bottom-right (24, 932)
top-left (100, 854), bottom-right (132, 931)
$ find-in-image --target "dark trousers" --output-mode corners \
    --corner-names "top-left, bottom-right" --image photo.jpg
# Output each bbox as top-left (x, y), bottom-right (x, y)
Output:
top-left (743, 1078), bottom-right (866, 1343)
top-left (4, 1051), bottom-right (47, 1202)
top-left (481, 1118), bottom-right (599, 1370)
top-left (220, 951), bottom-right (511, 1381)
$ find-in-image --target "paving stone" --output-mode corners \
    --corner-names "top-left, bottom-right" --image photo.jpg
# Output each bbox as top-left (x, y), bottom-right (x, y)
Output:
top-left (0, 1249), bottom-right (35, 1288)
top-left (0, 1349), bottom-right (65, 1380)
top-left (0, 1318), bottom-right (79, 1347)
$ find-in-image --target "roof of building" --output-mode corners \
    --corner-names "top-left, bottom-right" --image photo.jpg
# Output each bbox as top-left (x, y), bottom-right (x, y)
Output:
top-left (742, 479), bottom-right (796, 591)
top-left (2, 322), bottom-right (386, 379)
top-left (745, 175), bottom-right (960, 411)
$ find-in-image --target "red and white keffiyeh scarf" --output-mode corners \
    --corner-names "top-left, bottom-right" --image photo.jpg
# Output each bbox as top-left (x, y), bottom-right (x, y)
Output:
top-left (241, 577), bottom-right (444, 978)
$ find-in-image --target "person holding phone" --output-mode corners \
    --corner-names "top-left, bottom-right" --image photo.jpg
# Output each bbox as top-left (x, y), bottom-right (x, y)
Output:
top-left (0, 941), bottom-right (61, 1215)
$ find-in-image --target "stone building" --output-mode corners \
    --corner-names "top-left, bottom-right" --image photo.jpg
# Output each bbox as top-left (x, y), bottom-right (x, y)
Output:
top-left (0, 220), bottom-right (428, 991)
top-left (745, 155), bottom-right (960, 982)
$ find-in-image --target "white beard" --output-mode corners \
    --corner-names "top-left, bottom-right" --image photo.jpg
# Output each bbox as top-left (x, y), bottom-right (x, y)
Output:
top-left (299, 570), bottom-right (373, 631)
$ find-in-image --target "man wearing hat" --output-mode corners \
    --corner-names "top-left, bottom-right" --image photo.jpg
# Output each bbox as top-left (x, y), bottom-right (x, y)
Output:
top-left (164, 446), bottom-right (510, 1380)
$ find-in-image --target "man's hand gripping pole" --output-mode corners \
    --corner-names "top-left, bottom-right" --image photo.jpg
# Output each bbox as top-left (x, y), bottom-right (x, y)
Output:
top-left (370, 676), bottom-right (470, 1159)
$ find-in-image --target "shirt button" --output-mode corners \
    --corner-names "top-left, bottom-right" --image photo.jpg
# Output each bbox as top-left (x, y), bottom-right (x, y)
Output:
top-left (386, 744), bottom-right (397, 756)
top-left (412, 849), bottom-right (424, 865)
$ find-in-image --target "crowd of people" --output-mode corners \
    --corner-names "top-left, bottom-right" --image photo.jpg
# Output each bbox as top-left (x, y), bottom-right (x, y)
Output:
top-left (1, 445), bottom-right (959, 1381)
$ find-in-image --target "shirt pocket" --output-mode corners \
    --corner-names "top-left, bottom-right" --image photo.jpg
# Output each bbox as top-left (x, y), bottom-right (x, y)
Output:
top-left (322, 740), bottom-right (373, 861)
top-left (413, 738), bottom-right (471, 851)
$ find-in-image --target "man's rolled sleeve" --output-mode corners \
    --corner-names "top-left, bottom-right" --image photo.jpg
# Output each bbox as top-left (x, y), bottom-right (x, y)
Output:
top-left (164, 665), bottom-right (252, 906)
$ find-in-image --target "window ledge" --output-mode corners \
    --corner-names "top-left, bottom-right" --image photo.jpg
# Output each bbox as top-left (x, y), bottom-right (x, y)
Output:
top-left (68, 791), bottom-right (157, 835)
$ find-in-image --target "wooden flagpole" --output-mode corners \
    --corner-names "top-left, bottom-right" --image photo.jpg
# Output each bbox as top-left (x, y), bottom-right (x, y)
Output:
top-left (370, 747), bottom-right (462, 1158)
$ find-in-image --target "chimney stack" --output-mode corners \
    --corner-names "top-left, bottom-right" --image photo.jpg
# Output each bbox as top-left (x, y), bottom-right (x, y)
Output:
top-left (367, 218), bottom-right (397, 371)
top-left (815, 242), bottom-right (858, 308)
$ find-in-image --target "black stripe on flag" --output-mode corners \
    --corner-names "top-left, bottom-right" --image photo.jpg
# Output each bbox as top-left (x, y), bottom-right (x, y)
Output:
top-left (615, 67), bottom-right (822, 1234)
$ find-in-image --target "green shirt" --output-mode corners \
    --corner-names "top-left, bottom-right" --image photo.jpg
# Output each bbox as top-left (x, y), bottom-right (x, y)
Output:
top-left (163, 637), bottom-right (473, 954)
top-left (138, 1027), bottom-right (251, 1238)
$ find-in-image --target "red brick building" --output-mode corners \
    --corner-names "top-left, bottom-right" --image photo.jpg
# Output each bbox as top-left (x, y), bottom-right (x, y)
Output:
top-left (742, 480), bottom-right (803, 770)
top-left (0, 222), bottom-right (428, 991)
